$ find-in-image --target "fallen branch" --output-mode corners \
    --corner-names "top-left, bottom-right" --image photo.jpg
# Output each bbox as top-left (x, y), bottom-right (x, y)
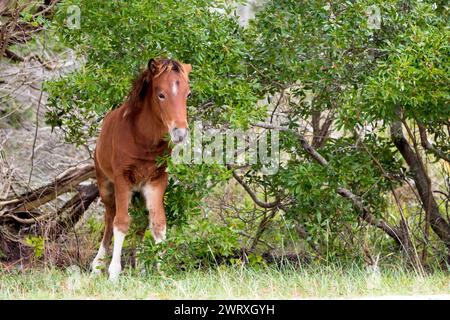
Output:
top-left (46, 183), bottom-right (99, 237)
top-left (0, 163), bottom-right (95, 216)
top-left (33, 0), bottom-right (60, 19)
top-left (0, 181), bottom-right (98, 263)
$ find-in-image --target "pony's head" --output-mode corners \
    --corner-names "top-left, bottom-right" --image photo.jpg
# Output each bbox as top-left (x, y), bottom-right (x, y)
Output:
top-left (149, 58), bottom-right (191, 144)
top-left (130, 58), bottom-right (192, 144)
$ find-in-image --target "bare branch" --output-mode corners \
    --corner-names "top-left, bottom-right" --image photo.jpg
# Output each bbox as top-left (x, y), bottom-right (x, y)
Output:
top-left (4, 48), bottom-right (24, 62)
top-left (250, 208), bottom-right (277, 251)
top-left (253, 122), bottom-right (329, 166)
top-left (336, 187), bottom-right (402, 244)
top-left (46, 183), bottom-right (99, 237)
top-left (252, 122), bottom-right (404, 245)
top-left (418, 123), bottom-right (450, 164)
top-left (0, 164), bottom-right (95, 216)
top-left (231, 169), bottom-right (280, 209)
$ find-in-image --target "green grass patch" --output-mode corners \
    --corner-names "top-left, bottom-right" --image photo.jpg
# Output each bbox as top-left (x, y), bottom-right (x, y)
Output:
top-left (0, 264), bottom-right (448, 299)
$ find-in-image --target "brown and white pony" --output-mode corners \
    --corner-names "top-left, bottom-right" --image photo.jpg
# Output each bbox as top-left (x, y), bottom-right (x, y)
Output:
top-left (92, 58), bottom-right (191, 280)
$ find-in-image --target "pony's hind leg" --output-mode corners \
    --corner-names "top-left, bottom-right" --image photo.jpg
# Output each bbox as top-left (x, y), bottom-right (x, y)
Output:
top-left (92, 177), bottom-right (115, 274)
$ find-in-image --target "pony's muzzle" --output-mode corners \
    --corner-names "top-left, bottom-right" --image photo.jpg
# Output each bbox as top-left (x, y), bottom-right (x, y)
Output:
top-left (170, 127), bottom-right (188, 144)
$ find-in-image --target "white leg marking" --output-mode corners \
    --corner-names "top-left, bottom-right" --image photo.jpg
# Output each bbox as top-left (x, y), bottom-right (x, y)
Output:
top-left (109, 227), bottom-right (126, 281)
top-left (91, 243), bottom-right (107, 274)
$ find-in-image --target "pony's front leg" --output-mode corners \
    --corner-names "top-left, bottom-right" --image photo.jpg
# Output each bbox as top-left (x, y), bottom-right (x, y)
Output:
top-left (142, 173), bottom-right (168, 244)
top-left (108, 179), bottom-right (131, 281)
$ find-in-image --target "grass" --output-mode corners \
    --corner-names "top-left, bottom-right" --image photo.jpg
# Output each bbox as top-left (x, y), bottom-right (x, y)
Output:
top-left (0, 264), bottom-right (449, 299)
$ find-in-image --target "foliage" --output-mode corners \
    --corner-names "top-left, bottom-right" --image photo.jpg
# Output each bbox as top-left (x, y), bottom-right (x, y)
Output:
top-left (45, 0), bottom-right (265, 145)
top-left (239, 0), bottom-right (449, 261)
top-left (24, 236), bottom-right (45, 259)
top-left (137, 218), bottom-right (241, 273)
top-left (350, 2), bottom-right (449, 152)
top-left (44, 0), bottom-right (450, 266)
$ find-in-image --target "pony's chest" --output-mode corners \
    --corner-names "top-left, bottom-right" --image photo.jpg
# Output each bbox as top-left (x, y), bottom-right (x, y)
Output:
top-left (115, 139), bottom-right (169, 185)
top-left (123, 160), bottom-right (166, 186)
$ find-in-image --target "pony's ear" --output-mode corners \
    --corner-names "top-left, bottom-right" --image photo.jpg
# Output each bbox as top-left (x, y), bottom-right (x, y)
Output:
top-left (148, 58), bottom-right (159, 75)
top-left (182, 63), bottom-right (192, 74)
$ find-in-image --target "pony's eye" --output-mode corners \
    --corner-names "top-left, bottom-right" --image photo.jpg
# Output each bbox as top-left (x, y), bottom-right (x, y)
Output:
top-left (158, 93), bottom-right (166, 100)
top-left (187, 92), bottom-right (192, 99)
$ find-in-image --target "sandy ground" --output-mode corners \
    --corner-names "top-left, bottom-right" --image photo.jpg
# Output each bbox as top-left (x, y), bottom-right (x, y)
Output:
top-left (0, 46), bottom-right (102, 219)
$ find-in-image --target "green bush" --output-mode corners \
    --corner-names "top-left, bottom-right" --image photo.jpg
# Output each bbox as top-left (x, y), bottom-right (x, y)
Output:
top-left (45, 0), bottom-right (450, 266)
top-left (137, 218), bottom-right (241, 273)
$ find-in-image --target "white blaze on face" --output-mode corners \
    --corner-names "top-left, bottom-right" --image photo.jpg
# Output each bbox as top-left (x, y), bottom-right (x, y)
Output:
top-left (171, 80), bottom-right (178, 97)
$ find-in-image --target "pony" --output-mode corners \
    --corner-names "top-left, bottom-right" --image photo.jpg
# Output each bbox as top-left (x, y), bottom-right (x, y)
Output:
top-left (91, 58), bottom-right (192, 280)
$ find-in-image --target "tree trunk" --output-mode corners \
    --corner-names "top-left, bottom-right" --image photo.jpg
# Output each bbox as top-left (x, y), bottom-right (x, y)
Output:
top-left (391, 120), bottom-right (450, 254)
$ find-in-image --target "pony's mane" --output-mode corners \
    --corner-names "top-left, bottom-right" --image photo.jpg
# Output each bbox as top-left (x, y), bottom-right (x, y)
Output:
top-left (127, 58), bottom-right (185, 107)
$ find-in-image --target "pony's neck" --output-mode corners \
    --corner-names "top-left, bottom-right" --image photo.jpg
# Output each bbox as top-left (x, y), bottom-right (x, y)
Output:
top-left (131, 95), bottom-right (167, 147)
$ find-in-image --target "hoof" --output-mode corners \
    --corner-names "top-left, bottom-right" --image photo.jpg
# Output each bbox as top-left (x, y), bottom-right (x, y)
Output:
top-left (91, 259), bottom-right (105, 275)
top-left (91, 267), bottom-right (103, 275)
top-left (109, 273), bottom-right (120, 282)
top-left (108, 262), bottom-right (121, 282)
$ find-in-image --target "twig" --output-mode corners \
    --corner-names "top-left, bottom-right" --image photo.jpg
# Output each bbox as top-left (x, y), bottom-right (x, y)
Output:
top-left (4, 48), bottom-right (24, 62)
top-left (252, 122), bottom-right (404, 245)
top-left (231, 169), bottom-right (280, 209)
top-left (32, 0), bottom-right (60, 19)
top-left (418, 122), bottom-right (450, 164)
top-left (27, 25), bottom-right (47, 188)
